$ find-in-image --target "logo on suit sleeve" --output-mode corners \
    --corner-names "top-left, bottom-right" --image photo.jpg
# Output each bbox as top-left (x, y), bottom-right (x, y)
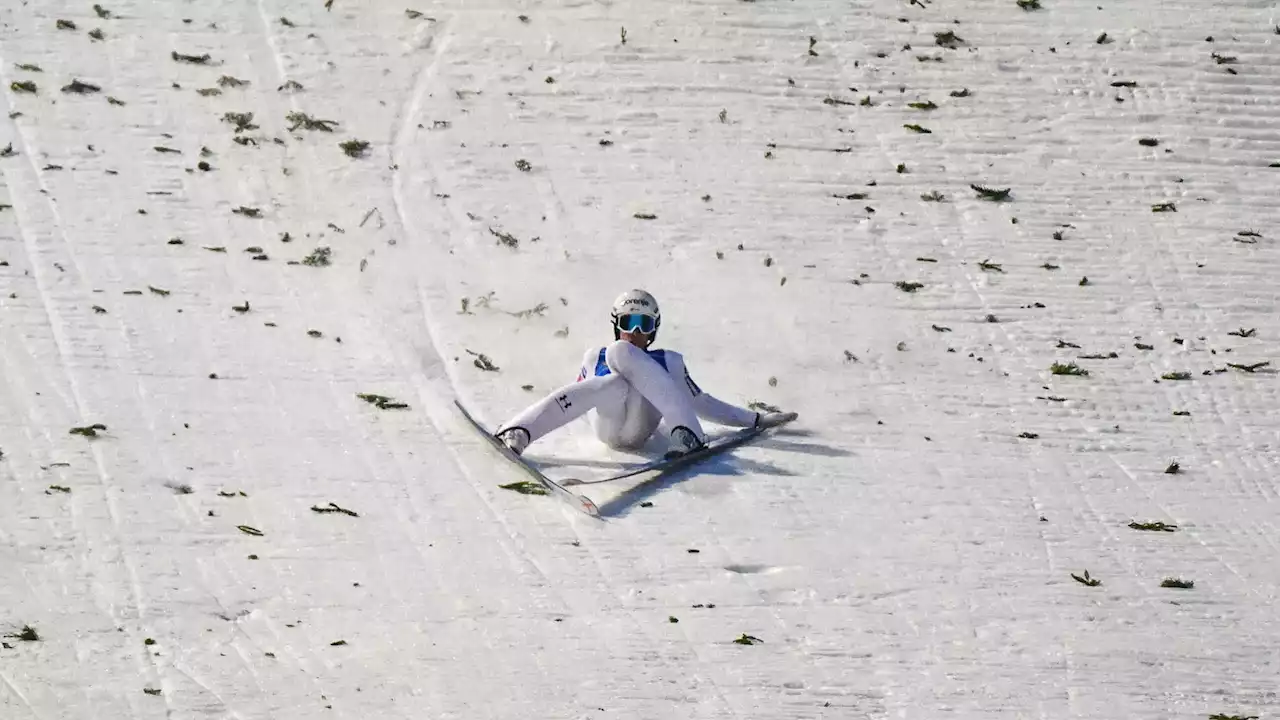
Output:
top-left (555, 393), bottom-right (572, 411)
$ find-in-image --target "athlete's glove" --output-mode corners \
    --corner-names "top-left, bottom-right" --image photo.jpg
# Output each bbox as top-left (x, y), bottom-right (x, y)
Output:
top-left (754, 411), bottom-right (797, 429)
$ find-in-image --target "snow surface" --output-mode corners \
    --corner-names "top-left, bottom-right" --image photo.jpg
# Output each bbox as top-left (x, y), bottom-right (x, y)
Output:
top-left (2, 0), bottom-right (1279, 717)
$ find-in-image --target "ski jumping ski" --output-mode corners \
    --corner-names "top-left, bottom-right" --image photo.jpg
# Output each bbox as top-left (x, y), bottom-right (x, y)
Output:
top-left (455, 399), bottom-right (601, 517)
top-left (455, 399), bottom-right (794, 516)
top-left (559, 421), bottom-right (787, 486)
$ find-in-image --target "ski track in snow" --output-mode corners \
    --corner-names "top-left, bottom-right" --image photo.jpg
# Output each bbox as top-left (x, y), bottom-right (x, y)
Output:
top-left (1, 0), bottom-right (1278, 718)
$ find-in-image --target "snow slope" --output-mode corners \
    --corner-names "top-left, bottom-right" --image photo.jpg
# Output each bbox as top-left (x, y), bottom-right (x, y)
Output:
top-left (1, 0), bottom-right (1278, 717)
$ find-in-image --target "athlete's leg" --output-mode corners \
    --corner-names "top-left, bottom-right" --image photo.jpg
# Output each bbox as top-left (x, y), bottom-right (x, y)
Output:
top-left (497, 374), bottom-right (628, 442)
top-left (591, 384), bottom-right (663, 450)
top-left (603, 341), bottom-right (705, 440)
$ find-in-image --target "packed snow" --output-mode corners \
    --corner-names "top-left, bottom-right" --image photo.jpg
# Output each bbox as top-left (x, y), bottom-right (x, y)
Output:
top-left (1, 0), bottom-right (1278, 718)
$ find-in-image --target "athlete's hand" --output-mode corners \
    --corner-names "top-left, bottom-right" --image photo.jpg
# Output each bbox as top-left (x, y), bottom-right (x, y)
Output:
top-left (754, 411), bottom-right (797, 429)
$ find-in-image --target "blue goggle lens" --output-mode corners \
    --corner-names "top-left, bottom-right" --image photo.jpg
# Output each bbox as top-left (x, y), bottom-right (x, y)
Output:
top-left (616, 313), bottom-right (656, 333)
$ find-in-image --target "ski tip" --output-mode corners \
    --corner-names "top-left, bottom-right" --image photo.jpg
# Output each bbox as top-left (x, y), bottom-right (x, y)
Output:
top-left (561, 477), bottom-right (583, 487)
top-left (578, 496), bottom-right (600, 516)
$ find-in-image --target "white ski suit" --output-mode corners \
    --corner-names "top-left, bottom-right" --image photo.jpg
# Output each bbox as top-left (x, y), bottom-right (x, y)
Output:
top-left (497, 340), bottom-right (759, 450)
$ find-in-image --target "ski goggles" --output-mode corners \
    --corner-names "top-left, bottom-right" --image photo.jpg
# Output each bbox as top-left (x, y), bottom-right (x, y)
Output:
top-left (615, 313), bottom-right (657, 334)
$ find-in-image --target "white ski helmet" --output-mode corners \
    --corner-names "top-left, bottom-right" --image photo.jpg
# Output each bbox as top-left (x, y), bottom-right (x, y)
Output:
top-left (611, 289), bottom-right (661, 339)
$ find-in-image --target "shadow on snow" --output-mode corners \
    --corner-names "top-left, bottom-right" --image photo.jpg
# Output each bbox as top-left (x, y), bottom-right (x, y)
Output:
top-left (591, 429), bottom-right (847, 519)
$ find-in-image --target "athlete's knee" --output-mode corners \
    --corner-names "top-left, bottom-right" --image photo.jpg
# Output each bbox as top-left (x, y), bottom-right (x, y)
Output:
top-left (604, 339), bottom-right (644, 372)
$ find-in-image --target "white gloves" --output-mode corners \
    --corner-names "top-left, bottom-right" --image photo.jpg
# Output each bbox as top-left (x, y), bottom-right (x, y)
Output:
top-left (754, 411), bottom-right (797, 429)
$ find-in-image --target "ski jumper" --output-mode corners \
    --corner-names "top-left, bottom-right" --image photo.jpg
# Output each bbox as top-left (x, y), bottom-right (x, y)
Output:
top-left (497, 340), bottom-right (758, 450)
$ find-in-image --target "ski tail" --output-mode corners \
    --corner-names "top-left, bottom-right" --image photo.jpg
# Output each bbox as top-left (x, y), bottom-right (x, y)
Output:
top-left (454, 399), bottom-right (600, 517)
